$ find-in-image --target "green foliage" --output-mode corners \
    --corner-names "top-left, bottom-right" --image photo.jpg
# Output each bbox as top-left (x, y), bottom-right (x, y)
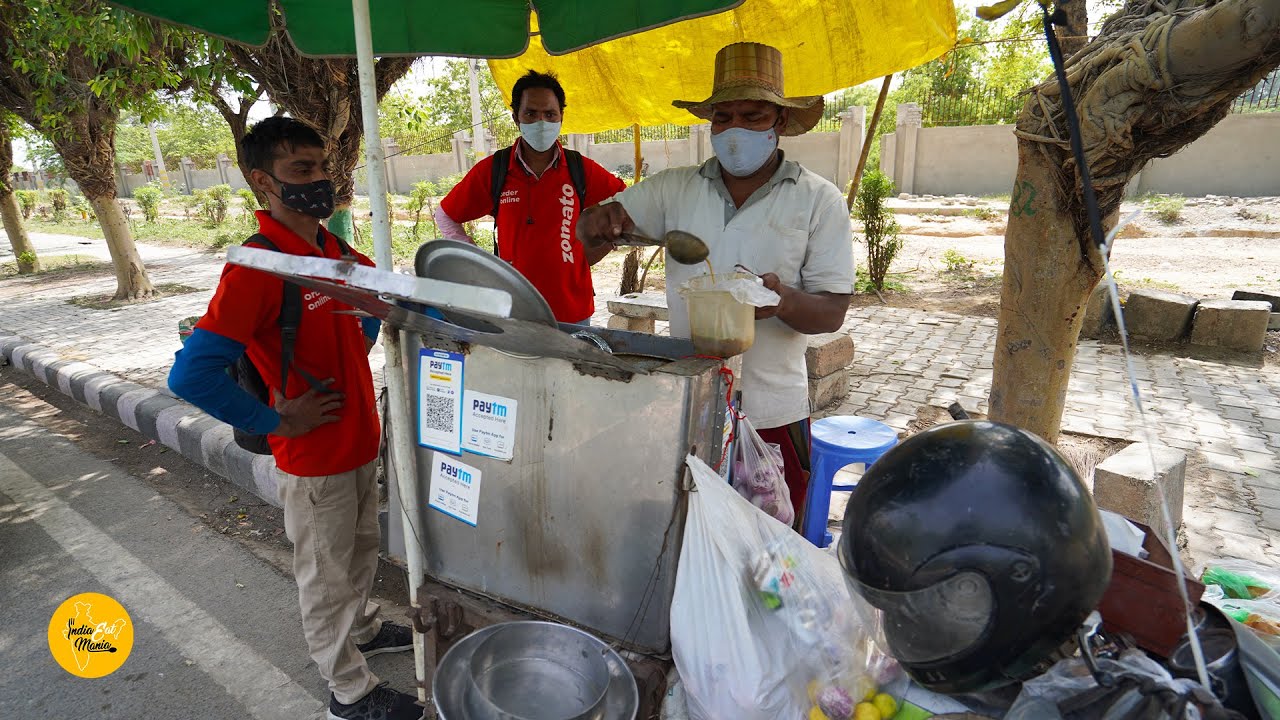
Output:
top-left (853, 170), bottom-right (903, 293)
top-left (378, 60), bottom-right (516, 158)
top-left (942, 248), bottom-right (975, 273)
top-left (114, 106), bottom-right (237, 171)
top-left (195, 184), bottom-right (233, 226)
top-left (16, 250), bottom-right (37, 267)
top-left (133, 182), bottom-right (165, 222)
top-left (236, 188), bottom-right (259, 214)
top-left (15, 189), bottom-right (37, 219)
top-left (408, 180), bottom-right (440, 240)
top-left (1144, 194), bottom-right (1185, 224)
top-left (0, 0), bottom-right (193, 142)
top-left (855, 272), bottom-right (907, 294)
top-left (71, 194), bottom-right (92, 221)
top-left (48, 188), bottom-right (69, 223)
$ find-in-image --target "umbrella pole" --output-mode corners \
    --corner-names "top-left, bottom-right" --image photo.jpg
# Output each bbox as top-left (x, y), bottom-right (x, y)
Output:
top-left (352, 0), bottom-right (428, 703)
top-left (846, 74), bottom-right (893, 211)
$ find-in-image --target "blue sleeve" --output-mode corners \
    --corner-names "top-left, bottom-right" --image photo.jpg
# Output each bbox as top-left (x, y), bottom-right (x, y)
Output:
top-left (168, 328), bottom-right (281, 434)
top-left (361, 316), bottom-right (381, 343)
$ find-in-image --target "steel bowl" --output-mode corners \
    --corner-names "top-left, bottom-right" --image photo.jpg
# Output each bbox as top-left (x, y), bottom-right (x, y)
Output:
top-left (433, 622), bottom-right (638, 720)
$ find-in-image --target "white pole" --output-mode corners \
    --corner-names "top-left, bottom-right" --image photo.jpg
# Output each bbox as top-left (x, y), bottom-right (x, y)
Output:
top-left (148, 122), bottom-right (173, 191)
top-left (468, 59), bottom-right (487, 157)
top-left (351, 0), bottom-right (429, 703)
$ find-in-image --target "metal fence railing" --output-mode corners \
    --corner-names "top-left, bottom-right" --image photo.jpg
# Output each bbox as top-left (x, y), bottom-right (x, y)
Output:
top-left (592, 124), bottom-right (692, 144)
top-left (1233, 71), bottom-right (1280, 113)
top-left (920, 82), bottom-right (1026, 127)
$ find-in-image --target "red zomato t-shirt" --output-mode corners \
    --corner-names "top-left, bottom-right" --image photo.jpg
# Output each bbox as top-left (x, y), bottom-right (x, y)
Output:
top-left (195, 210), bottom-right (380, 477)
top-left (440, 140), bottom-right (627, 323)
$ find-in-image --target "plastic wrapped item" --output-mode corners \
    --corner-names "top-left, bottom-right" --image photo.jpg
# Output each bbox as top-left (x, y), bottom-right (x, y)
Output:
top-left (1005, 650), bottom-right (1205, 720)
top-left (679, 272), bottom-right (780, 358)
top-left (1204, 585), bottom-right (1280, 649)
top-left (1202, 559), bottom-right (1280, 600)
top-left (671, 455), bottom-right (904, 720)
top-left (731, 415), bottom-right (795, 526)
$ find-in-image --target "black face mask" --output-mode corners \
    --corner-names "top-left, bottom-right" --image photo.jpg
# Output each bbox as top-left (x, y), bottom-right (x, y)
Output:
top-left (267, 173), bottom-right (335, 219)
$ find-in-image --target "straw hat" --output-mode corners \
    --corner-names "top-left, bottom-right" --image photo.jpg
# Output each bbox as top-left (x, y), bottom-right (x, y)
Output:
top-left (673, 42), bottom-right (824, 136)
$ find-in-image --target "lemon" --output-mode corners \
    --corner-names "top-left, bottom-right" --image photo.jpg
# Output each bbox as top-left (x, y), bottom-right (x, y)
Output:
top-left (873, 693), bottom-right (898, 719)
top-left (809, 707), bottom-right (832, 720)
top-left (853, 701), bottom-right (882, 720)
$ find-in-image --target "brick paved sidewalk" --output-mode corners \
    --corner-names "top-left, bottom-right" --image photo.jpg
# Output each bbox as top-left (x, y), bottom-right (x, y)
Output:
top-left (3, 239), bottom-right (1278, 570)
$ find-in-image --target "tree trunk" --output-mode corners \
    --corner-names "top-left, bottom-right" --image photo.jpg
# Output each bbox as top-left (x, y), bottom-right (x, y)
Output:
top-left (54, 114), bottom-right (156, 300)
top-left (0, 189), bottom-right (39, 273)
top-left (90, 195), bottom-right (155, 299)
top-left (989, 147), bottom-right (1105, 443)
top-left (620, 248), bottom-right (641, 295)
top-left (0, 126), bottom-right (39, 273)
top-left (1057, 0), bottom-right (1090, 59)
top-left (987, 0), bottom-right (1280, 442)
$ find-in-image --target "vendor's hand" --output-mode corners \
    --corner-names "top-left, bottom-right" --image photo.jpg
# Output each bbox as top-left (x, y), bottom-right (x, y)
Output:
top-left (755, 273), bottom-right (792, 321)
top-left (577, 202), bottom-right (633, 248)
top-left (272, 380), bottom-right (344, 438)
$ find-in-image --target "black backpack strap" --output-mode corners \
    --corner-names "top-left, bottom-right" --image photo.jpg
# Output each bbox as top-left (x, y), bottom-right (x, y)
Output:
top-left (489, 147), bottom-right (513, 218)
top-left (244, 233), bottom-right (326, 396)
top-left (564, 149), bottom-right (588, 205)
top-left (488, 147), bottom-right (513, 258)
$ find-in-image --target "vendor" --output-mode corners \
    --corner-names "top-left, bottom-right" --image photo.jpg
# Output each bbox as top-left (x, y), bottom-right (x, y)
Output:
top-left (577, 42), bottom-right (854, 517)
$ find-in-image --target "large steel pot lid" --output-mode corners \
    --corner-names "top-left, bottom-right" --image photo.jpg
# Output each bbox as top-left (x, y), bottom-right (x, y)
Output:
top-left (433, 622), bottom-right (638, 720)
top-left (415, 240), bottom-right (557, 330)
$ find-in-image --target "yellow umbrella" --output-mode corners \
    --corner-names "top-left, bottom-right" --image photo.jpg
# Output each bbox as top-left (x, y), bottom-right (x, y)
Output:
top-left (490, 0), bottom-right (957, 134)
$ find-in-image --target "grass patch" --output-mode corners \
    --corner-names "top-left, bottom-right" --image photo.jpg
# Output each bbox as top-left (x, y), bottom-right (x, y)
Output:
top-left (0, 253), bottom-right (112, 279)
top-left (1111, 270), bottom-right (1179, 292)
top-left (962, 207), bottom-right (1001, 222)
top-left (66, 283), bottom-right (203, 310)
top-left (27, 217), bottom-right (246, 251)
top-left (1142, 193), bottom-right (1186, 224)
top-left (856, 274), bottom-right (907, 294)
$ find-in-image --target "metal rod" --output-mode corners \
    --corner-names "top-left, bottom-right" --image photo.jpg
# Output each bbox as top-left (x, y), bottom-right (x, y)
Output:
top-left (633, 123), bottom-right (642, 180)
top-left (847, 74), bottom-right (893, 211)
top-left (351, 0), bottom-right (428, 702)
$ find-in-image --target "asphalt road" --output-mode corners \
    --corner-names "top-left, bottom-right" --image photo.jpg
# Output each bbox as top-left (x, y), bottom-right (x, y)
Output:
top-left (0, 366), bottom-right (418, 720)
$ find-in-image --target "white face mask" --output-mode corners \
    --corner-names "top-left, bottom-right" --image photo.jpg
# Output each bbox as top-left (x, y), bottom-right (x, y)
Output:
top-left (519, 120), bottom-right (562, 153)
top-left (711, 126), bottom-right (779, 177)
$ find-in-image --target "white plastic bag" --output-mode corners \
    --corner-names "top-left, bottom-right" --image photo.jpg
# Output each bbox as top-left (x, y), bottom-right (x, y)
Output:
top-left (672, 454), bottom-right (800, 720)
top-left (731, 415), bottom-right (794, 526)
top-left (672, 455), bottom-right (904, 720)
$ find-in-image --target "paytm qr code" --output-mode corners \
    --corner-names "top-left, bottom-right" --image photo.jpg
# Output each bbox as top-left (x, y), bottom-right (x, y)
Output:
top-left (422, 395), bottom-right (456, 433)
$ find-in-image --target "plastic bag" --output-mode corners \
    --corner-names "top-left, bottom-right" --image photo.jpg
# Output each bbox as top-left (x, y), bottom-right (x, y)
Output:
top-left (731, 415), bottom-right (795, 526)
top-left (1005, 650), bottom-right (1204, 720)
top-left (672, 455), bottom-right (904, 720)
top-left (724, 277), bottom-right (781, 308)
top-left (1202, 559), bottom-right (1280, 600)
top-left (1203, 585), bottom-right (1280, 649)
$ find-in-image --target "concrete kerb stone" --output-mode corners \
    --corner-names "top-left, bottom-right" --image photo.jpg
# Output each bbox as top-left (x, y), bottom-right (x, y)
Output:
top-left (1093, 442), bottom-right (1187, 542)
top-left (1190, 299), bottom-right (1272, 352)
top-left (1125, 289), bottom-right (1198, 342)
top-left (1081, 284), bottom-right (1115, 339)
top-left (0, 331), bottom-right (281, 510)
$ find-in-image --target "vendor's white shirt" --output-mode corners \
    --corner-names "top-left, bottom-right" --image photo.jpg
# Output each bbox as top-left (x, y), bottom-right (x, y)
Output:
top-left (616, 154), bottom-right (855, 429)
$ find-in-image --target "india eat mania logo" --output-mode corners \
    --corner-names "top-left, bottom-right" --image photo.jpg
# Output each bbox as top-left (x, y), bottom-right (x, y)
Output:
top-left (47, 592), bottom-right (133, 678)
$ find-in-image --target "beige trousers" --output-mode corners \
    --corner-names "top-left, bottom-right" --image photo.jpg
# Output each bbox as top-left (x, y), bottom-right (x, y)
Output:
top-left (277, 459), bottom-right (383, 704)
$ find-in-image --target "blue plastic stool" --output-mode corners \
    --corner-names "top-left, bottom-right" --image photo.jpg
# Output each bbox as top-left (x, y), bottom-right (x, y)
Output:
top-left (801, 416), bottom-right (899, 548)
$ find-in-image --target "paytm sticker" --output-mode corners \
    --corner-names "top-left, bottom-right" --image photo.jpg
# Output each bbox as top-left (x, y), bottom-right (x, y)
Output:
top-left (462, 391), bottom-right (518, 461)
top-left (428, 453), bottom-right (483, 526)
top-left (417, 349), bottom-right (464, 454)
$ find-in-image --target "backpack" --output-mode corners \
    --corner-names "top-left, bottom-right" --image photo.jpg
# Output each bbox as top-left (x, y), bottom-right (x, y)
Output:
top-left (488, 145), bottom-right (588, 257)
top-left (227, 233), bottom-right (350, 455)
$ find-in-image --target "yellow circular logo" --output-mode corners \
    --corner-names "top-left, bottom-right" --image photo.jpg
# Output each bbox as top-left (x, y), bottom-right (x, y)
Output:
top-left (47, 592), bottom-right (133, 678)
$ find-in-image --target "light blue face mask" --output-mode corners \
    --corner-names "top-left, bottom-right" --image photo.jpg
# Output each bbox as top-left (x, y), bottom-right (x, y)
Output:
top-left (711, 127), bottom-right (779, 177)
top-left (519, 120), bottom-right (562, 153)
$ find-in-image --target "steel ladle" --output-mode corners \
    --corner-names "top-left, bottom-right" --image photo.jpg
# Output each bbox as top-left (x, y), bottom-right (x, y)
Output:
top-left (615, 229), bottom-right (710, 265)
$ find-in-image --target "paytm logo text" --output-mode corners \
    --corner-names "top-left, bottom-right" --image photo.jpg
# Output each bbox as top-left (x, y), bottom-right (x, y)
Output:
top-left (441, 462), bottom-right (473, 485)
top-left (473, 398), bottom-right (508, 418)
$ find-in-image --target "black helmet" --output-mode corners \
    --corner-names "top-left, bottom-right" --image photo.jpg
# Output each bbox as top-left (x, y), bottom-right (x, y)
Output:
top-left (838, 421), bottom-right (1112, 694)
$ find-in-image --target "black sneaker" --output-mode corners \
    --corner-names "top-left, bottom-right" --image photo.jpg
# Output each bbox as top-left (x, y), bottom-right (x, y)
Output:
top-left (356, 622), bottom-right (413, 658)
top-left (328, 683), bottom-right (421, 720)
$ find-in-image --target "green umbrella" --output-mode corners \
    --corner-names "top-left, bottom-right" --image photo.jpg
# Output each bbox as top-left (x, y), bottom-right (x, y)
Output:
top-left (109, 0), bottom-right (746, 57)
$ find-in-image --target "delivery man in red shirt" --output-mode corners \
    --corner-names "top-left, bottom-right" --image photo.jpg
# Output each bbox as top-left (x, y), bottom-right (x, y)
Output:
top-left (168, 117), bottom-right (420, 720)
top-left (434, 70), bottom-right (627, 324)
